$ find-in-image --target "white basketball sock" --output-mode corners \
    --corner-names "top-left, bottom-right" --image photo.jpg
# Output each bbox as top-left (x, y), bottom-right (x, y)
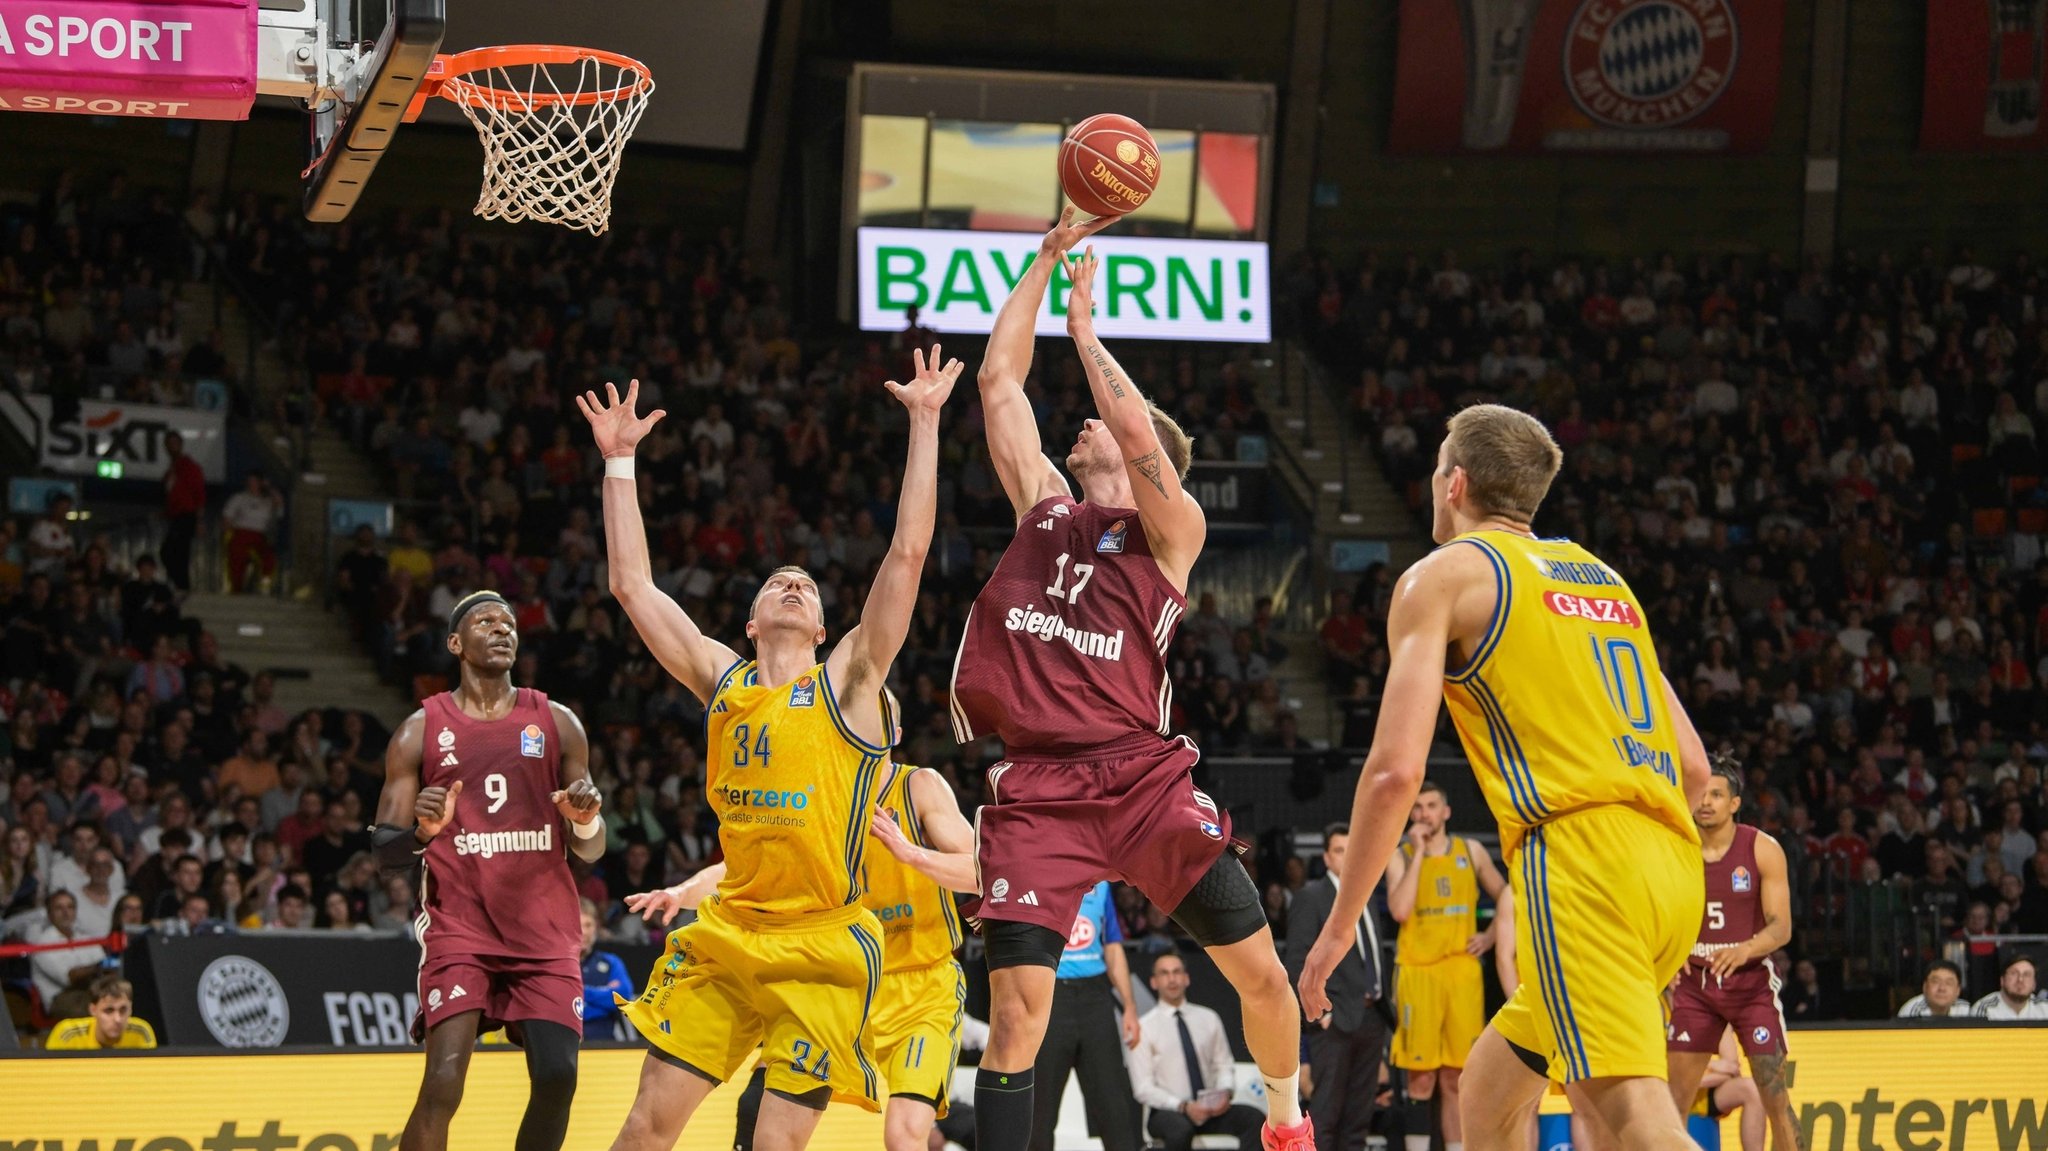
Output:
top-left (1406, 1136), bottom-right (1432, 1151)
top-left (1261, 1071), bottom-right (1302, 1126)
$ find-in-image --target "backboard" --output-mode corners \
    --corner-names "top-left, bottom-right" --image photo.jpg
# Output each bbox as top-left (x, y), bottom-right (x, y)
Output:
top-left (266, 0), bottom-right (446, 222)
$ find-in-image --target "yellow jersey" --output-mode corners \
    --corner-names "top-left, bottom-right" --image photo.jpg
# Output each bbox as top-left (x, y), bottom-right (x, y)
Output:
top-left (1395, 837), bottom-right (1479, 967)
top-left (706, 659), bottom-right (890, 918)
top-left (1439, 530), bottom-right (1698, 862)
top-left (45, 1017), bottom-right (157, 1050)
top-left (862, 764), bottom-right (965, 971)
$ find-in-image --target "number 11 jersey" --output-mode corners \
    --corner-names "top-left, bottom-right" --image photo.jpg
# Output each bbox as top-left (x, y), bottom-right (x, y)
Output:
top-left (951, 494), bottom-right (1185, 756)
top-left (1438, 530), bottom-right (1699, 862)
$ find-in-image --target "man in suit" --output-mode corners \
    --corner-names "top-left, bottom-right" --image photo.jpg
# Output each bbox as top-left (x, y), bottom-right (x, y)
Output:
top-left (1284, 823), bottom-right (1389, 1151)
top-left (1128, 951), bottom-right (1268, 1151)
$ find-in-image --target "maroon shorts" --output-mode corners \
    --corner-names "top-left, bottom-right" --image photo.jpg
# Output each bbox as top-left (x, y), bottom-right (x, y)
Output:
top-left (412, 948), bottom-right (583, 1043)
top-left (1667, 959), bottom-right (1787, 1056)
top-left (966, 734), bottom-right (1230, 937)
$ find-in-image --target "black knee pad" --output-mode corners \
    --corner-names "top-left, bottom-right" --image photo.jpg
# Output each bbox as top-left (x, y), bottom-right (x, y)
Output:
top-left (1168, 852), bottom-right (1265, 949)
top-left (984, 918), bottom-right (1067, 971)
top-left (1403, 1096), bottom-right (1434, 1136)
top-left (734, 1065), bottom-right (768, 1151)
top-left (521, 1020), bottom-right (580, 1098)
top-left (767, 1083), bottom-right (833, 1111)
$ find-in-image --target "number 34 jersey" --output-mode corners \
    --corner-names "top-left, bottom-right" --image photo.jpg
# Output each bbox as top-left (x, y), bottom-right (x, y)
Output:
top-left (706, 660), bottom-right (890, 920)
top-left (1438, 530), bottom-right (1699, 861)
top-left (951, 494), bottom-right (1186, 756)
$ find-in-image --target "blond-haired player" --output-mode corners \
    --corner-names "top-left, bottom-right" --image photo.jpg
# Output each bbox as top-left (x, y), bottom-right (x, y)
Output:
top-left (1384, 780), bottom-right (1508, 1151)
top-left (1299, 404), bottom-right (1710, 1151)
top-left (583, 349), bottom-right (958, 1151)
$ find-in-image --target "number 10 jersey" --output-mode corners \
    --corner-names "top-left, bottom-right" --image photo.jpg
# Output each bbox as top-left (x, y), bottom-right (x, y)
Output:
top-left (1438, 530), bottom-right (1700, 863)
top-left (951, 494), bottom-right (1185, 756)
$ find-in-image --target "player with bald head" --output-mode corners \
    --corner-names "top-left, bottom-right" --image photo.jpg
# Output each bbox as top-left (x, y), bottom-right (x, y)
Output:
top-left (583, 354), bottom-right (959, 1151)
top-left (372, 588), bottom-right (606, 1151)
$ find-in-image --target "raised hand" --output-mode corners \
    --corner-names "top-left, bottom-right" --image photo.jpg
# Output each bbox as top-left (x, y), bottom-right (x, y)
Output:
top-left (1039, 204), bottom-right (1115, 258)
top-left (415, 780), bottom-right (462, 840)
top-left (550, 778), bottom-right (603, 826)
top-left (870, 807), bottom-right (920, 863)
top-left (576, 378), bottom-right (666, 459)
top-left (884, 345), bottom-right (964, 414)
top-left (624, 887), bottom-right (687, 927)
top-left (1065, 247), bottom-right (1100, 336)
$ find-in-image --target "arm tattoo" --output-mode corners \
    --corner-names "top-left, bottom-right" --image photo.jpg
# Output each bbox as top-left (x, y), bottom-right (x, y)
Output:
top-left (1129, 450), bottom-right (1168, 497)
top-left (1087, 343), bottom-right (1126, 399)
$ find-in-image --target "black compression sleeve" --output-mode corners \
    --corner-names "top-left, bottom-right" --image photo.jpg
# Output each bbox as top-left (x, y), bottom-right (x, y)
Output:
top-left (372, 822), bottom-right (428, 878)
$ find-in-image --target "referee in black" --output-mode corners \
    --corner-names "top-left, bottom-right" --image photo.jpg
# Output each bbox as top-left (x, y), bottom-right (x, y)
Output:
top-left (1028, 879), bottom-right (1143, 1151)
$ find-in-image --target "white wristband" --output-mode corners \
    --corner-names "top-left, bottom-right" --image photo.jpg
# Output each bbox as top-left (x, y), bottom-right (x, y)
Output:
top-left (604, 456), bottom-right (634, 480)
top-left (571, 817), bottom-right (604, 839)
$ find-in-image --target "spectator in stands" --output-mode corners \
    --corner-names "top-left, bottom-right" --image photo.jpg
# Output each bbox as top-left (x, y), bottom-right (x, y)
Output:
top-left (1, 823), bottom-right (40, 917)
top-left (1318, 590), bottom-right (1371, 687)
top-left (70, 848), bottom-right (122, 939)
top-left (29, 889), bottom-right (106, 1019)
top-left (220, 471), bottom-right (284, 593)
top-left (43, 974), bottom-right (156, 1050)
top-left (217, 729), bottom-right (281, 800)
top-left (270, 883), bottom-right (311, 929)
top-left (1971, 954), bottom-right (2048, 1021)
top-left (1896, 960), bottom-right (1971, 1018)
top-left (126, 635), bottom-right (185, 705)
top-left (578, 898), bottom-right (635, 1040)
top-left (161, 431), bottom-right (206, 592)
top-left (149, 854), bottom-right (204, 920)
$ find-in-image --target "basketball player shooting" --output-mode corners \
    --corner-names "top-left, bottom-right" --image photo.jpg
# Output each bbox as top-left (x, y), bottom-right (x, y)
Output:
top-left (1666, 756), bottom-right (1800, 1150)
top-left (1296, 404), bottom-right (1712, 1151)
top-left (372, 590), bottom-right (605, 1151)
top-left (950, 212), bottom-right (1313, 1151)
top-left (581, 359), bottom-right (956, 1151)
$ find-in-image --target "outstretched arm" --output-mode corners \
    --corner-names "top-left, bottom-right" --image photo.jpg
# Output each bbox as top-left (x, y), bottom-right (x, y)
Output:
top-left (579, 379), bottom-right (740, 703)
top-left (828, 347), bottom-right (960, 740)
top-left (1298, 550), bottom-right (1461, 1020)
top-left (1663, 672), bottom-right (1711, 811)
top-left (979, 209), bottom-right (1110, 521)
top-left (1064, 249), bottom-right (1206, 584)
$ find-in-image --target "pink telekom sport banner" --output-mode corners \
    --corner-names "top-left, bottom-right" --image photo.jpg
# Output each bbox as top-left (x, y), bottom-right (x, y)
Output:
top-left (0, 0), bottom-right (258, 120)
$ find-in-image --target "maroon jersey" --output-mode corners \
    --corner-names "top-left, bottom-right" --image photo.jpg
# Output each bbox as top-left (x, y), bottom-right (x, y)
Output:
top-left (1689, 823), bottom-right (1765, 973)
top-left (416, 689), bottom-right (580, 964)
top-left (951, 494), bottom-right (1185, 754)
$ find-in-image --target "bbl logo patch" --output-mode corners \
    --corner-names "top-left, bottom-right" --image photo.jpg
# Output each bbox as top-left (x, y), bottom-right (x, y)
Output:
top-left (790, 675), bottom-right (817, 707)
top-left (1097, 519), bottom-right (1128, 554)
top-left (1563, 0), bottom-right (1738, 131)
top-left (1730, 865), bottom-right (1752, 893)
top-left (520, 723), bottom-right (546, 758)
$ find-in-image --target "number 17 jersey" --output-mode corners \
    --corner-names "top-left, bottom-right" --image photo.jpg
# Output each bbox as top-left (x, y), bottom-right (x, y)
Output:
top-left (1439, 530), bottom-right (1698, 861)
top-left (951, 494), bottom-right (1184, 755)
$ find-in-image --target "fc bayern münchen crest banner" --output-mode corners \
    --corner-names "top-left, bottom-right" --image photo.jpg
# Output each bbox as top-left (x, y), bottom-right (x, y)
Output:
top-left (1387, 0), bottom-right (1784, 154)
top-left (1921, 0), bottom-right (2048, 151)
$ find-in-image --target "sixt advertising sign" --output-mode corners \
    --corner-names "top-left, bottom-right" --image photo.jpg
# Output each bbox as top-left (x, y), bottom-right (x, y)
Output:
top-left (857, 227), bottom-right (1270, 343)
top-left (0, 393), bottom-right (225, 482)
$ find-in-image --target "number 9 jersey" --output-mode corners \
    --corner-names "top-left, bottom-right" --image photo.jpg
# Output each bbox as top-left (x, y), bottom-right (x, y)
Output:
top-left (1438, 530), bottom-right (1699, 863)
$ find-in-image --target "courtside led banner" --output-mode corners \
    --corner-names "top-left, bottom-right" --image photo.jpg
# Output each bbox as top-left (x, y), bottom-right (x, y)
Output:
top-left (857, 227), bottom-right (1271, 344)
top-left (0, 0), bottom-right (258, 120)
top-left (6, 1049), bottom-right (885, 1150)
top-left (1922, 0), bottom-right (2048, 150)
top-left (1388, 0), bottom-right (1784, 154)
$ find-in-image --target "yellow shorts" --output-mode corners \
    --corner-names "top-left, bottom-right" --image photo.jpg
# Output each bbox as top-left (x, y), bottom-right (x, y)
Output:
top-left (870, 958), bottom-right (965, 1117)
top-left (1392, 954), bottom-right (1484, 1071)
top-left (622, 898), bottom-right (885, 1112)
top-left (1491, 805), bottom-right (1703, 1083)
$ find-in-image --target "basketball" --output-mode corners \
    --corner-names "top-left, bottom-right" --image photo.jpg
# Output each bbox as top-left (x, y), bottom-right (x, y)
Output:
top-left (1059, 113), bottom-right (1161, 218)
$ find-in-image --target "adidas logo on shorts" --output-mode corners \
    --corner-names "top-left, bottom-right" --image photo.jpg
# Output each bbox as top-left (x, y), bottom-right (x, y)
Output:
top-left (1018, 891), bottom-right (1040, 906)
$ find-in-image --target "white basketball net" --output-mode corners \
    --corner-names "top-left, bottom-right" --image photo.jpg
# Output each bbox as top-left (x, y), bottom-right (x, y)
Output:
top-left (444, 54), bottom-right (653, 236)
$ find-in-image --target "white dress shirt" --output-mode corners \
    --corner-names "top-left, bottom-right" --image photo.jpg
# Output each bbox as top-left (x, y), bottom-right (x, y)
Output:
top-left (1129, 999), bottom-right (1236, 1113)
top-left (29, 924), bottom-right (106, 1004)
